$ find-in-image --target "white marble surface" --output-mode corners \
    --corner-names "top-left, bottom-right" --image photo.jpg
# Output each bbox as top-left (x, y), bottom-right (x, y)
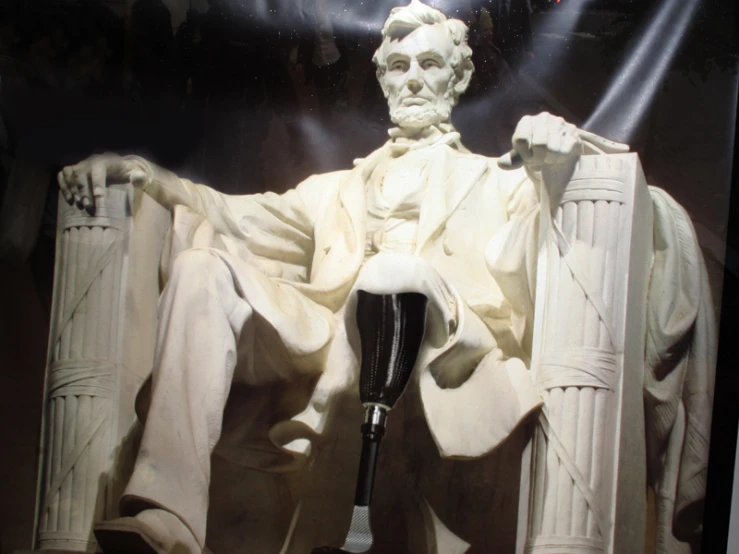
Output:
top-left (39, 2), bottom-right (715, 553)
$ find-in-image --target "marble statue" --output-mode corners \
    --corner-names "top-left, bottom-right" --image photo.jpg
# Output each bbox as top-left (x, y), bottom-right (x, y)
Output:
top-left (44, 1), bottom-right (714, 554)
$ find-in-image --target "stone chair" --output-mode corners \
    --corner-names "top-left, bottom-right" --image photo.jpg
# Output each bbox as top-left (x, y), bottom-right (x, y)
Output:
top-left (28, 154), bottom-right (669, 553)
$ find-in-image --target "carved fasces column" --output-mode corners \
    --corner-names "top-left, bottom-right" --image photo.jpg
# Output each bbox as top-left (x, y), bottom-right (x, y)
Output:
top-left (520, 154), bottom-right (653, 554)
top-left (35, 186), bottom-right (168, 552)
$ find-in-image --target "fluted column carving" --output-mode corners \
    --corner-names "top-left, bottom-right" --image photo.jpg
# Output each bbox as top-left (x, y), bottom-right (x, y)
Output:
top-left (35, 185), bottom-right (169, 552)
top-left (520, 154), bottom-right (653, 554)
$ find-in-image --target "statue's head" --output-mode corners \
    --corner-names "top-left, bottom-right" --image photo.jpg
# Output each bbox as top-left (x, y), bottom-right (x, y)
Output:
top-left (373, 0), bottom-right (474, 132)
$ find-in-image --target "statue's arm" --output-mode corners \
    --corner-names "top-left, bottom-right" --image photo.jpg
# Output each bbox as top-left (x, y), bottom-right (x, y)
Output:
top-left (57, 152), bottom-right (337, 281)
top-left (130, 157), bottom-right (202, 212)
top-left (58, 153), bottom-right (204, 214)
top-left (488, 112), bottom-right (630, 357)
top-left (57, 153), bottom-right (326, 239)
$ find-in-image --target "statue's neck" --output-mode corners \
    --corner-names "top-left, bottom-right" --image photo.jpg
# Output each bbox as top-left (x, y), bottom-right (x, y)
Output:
top-left (387, 122), bottom-right (466, 155)
top-left (395, 125), bottom-right (445, 143)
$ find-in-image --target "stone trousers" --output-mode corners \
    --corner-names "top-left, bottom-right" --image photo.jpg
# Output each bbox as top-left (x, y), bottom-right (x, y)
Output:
top-left (120, 248), bottom-right (334, 549)
top-left (117, 247), bottom-right (539, 552)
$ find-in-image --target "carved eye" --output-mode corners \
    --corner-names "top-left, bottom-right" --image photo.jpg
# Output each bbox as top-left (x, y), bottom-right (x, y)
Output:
top-left (391, 60), bottom-right (408, 72)
top-left (421, 59), bottom-right (440, 69)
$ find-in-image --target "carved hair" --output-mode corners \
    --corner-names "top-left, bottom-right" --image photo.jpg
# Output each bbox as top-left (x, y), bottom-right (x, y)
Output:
top-left (373, 0), bottom-right (474, 98)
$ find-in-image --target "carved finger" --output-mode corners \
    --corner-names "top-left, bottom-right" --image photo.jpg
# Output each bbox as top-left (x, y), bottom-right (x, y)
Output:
top-left (90, 160), bottom-right (107, 200)
top-left (57, 170), bottom-right (73, 204)
top-left (512, 115), bottom-right (534, 161)
top-left (75, 170), bottom-right (93, 210)
top-left (561, 134), bottom-right (580, 156)
top-left (531, 116), bottom-right (551, 147)
top-left (531, 143), bottom-right (548, 165)
top-left (531, 118), bottom-right (551, 164)
top-left (67, 168), bottom-right (82, 206)
top-left (534, 112), bottom-right (563, 135)
top-left (62, 166), bottom-right (77, 203)
top-left (545, 131), bottom-right (563, 164)
top-left (497, 151), bottom-right (524, 170)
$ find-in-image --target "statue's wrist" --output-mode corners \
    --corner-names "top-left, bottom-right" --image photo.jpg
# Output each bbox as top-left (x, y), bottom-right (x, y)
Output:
top-left (121, 155), bottom-right (191, 210)
top-left (121, 155), bottom-right (182, 196)
top-left (121, 155), bottom-right (155, 191)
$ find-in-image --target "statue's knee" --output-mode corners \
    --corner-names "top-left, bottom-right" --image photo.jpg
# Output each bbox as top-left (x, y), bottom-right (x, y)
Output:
top-left (172, 248), bottom-right (228, 280)
top-left (169, 248), bottom-right (234, 299)
top-left (166, 249), bottom-right (252, 326)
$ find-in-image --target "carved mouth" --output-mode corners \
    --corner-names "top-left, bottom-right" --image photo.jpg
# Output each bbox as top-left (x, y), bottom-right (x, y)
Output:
top-left (401, 97), bottom-right (429, 106)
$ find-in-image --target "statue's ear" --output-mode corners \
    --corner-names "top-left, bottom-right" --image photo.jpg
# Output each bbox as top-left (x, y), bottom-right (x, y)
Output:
top-left (453, 63), bottom-right (473, 98)
top-left (378, 72), bottom-right (390, 99)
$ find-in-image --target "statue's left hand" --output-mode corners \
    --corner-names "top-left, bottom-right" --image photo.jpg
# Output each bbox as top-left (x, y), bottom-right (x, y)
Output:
top-left (497, 112), bottom-right (629, 200)
top-left (497, 112), bottom-right (630, 172)
top-left (500, 113), bottom-right (582, 202)
top-left (500, 112), bottom-right (582, 172)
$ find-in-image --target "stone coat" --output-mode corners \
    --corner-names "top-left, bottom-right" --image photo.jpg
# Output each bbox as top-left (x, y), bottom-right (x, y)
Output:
top-left (159, 138), bottom-right (544, 465)
top-left (129, 136), bottom-right (713, 553)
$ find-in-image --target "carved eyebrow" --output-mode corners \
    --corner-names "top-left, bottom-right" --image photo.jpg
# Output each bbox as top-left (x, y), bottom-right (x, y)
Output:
top-left (385, 49), bottom-right (446, 69)
top-left (416, 50), bottom-right (445, 63)
top-left (386, 52), bottom-right (410, 65)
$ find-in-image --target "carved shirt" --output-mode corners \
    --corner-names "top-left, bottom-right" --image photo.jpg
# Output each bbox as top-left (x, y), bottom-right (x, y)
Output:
top-left (364, 149), bottom-right (431, 258)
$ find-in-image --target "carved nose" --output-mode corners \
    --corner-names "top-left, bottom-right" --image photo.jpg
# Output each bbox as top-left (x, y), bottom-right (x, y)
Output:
top-left (406, 78), bottom-right (422, 94)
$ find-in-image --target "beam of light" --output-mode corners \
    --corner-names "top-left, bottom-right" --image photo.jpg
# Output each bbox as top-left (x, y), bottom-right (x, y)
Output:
top-left (509, 0), bottom-right (596, 108)
top-left (584, 0), bottom-right (702, 143)
top-left (459, 0), bottom-right (596, 133)
top-left (533, 0), bottom-right (593, 39)
top-left (296, 110), bottom-right (386, 172)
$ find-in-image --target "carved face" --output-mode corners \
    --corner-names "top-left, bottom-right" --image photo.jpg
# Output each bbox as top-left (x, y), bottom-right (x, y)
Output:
top-left (379, 23), bottom-right (458, 131)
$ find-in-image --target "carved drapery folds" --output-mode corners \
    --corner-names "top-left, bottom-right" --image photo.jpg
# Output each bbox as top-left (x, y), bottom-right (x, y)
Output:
top-left (33, 156), bottom-right (656, 553)
top-left (521, 154), bottom-right (653, 554)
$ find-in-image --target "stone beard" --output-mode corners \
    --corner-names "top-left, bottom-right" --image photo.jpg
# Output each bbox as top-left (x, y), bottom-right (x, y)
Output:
top-left (388, 87), bottom-right (455, 130)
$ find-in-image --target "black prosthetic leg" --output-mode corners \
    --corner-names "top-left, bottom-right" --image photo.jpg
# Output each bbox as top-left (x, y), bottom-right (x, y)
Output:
top-left (311, 291), bottom-right (427, 554)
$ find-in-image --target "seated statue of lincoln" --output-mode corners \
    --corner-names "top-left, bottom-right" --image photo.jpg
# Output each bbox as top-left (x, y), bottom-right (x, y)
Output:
top-left (56, 1), bottom-right (713, 553)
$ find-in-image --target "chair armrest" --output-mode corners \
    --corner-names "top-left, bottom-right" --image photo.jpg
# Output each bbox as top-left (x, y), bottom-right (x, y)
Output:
top-left (517, 153), bottom-right (654, 554)
top-left (33, 184), bottom-right (170, 552)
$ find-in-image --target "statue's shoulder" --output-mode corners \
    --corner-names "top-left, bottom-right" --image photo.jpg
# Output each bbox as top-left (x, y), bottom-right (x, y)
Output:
top-left (295, 169), bottom-right (352, 193)
top-left (451, 148), bottom-right (533, 203)
top-left (291, 169), bottom-right (353, 212)
top-left (448, 148), bottom-right (512, 181)
top-left (451, 148), bottom-right (500, 170)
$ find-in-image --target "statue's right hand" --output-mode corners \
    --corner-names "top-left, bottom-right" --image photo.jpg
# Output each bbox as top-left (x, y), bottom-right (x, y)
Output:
top-left (57, 153), bottom-right (151, 213)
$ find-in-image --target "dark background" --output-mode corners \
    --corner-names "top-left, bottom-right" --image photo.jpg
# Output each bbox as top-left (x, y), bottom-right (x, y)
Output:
top-left (0, 0), bottom-right (736, 552)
